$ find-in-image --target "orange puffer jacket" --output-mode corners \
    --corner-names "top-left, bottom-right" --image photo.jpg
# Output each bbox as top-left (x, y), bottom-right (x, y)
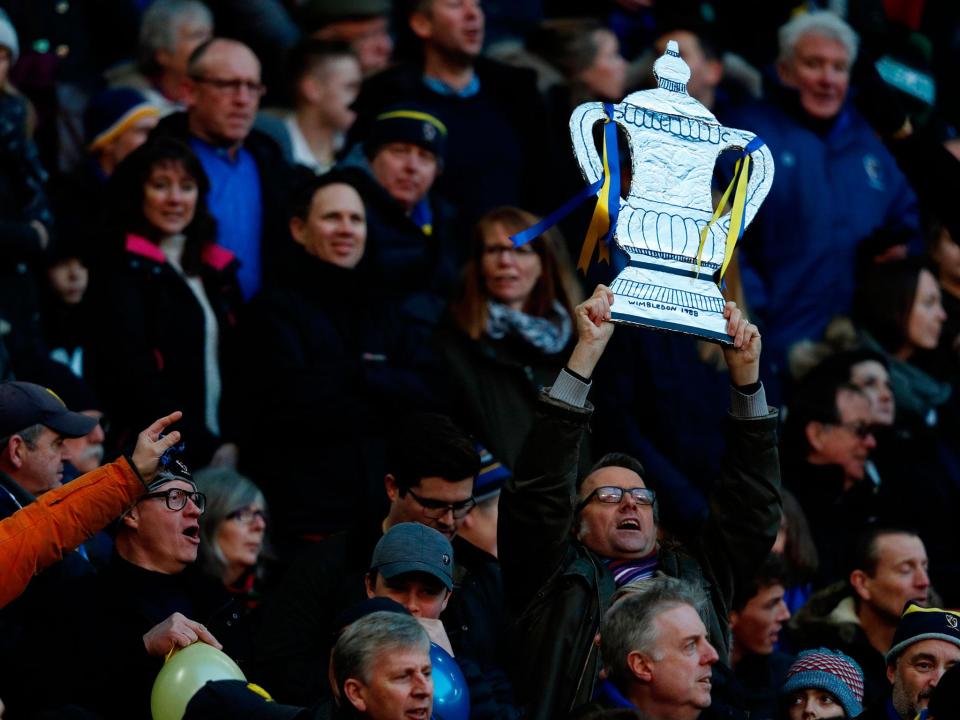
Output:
top-left (0, 458), bottom-right (145, 607)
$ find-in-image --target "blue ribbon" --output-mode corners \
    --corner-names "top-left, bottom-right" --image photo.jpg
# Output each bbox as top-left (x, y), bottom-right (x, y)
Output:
top-left (511, 103), bottom-right (619, 251)
top-left (602, 102), bottom-right (621, 246)
top-left (509, 177), bottom-right (603, 247)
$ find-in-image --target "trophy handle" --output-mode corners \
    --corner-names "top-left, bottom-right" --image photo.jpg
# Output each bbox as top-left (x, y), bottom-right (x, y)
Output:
top-left (725, 129), bottom-right (775, 230)
top-left (569, 102), bottom-right (611, 186)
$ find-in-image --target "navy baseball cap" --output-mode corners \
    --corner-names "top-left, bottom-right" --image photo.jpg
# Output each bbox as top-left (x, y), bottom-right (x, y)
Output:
top-left (184, 680), bottom-right (307, 720)
top-left (0, 382), bottom-right (98, 438)
top-left (371, 522), bottom-right (454, 591)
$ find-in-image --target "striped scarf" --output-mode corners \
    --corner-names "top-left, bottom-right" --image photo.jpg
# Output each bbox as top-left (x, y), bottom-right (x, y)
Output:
top-left (604, 553), bottom-right (659, 587)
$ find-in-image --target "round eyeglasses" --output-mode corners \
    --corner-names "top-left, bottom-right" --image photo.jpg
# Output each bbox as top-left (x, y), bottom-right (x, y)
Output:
top-left (140, 487), bottom-right (206, 513)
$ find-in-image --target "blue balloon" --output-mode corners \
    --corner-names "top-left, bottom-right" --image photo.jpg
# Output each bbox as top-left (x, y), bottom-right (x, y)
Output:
top-left (430, 643), bottom-right (470, 720)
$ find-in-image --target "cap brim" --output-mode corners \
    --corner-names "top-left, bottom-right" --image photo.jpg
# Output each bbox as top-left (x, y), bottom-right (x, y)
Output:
top-left (45, 410), bottom-right (98, 438)
top-left (184, 680), bottom-right (307, 720)
top-left (378, 560), bottom-right (453, 591)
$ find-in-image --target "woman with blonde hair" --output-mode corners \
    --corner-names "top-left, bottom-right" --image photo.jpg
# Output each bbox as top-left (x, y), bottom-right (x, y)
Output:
top-left (437, 206), bottom-right (583, 472)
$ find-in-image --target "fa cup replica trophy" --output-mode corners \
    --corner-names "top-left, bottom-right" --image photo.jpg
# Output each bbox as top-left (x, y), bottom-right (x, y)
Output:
top-left (570, 41), bottom-right (774, 343)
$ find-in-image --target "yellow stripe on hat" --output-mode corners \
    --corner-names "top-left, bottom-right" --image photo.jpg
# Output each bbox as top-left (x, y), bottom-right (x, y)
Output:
top-left (246, 683), bottom-right (274, 701)
top-left (89, 104), bottom-right (161, 152)
top-left (375, 110), bottom-right (448, 136)
top-left (902, 604), bottom-right (960, 618)
top-left (44, 387), bottom-right (66, 407)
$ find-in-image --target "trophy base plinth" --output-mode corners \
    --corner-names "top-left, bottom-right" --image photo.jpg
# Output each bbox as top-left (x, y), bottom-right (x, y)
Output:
top-left (608, 266), bottom-right (733, 345)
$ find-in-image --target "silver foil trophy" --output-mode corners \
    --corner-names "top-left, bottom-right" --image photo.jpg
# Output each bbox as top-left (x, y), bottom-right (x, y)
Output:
top-left (570, 41), bottom-right (774, 343)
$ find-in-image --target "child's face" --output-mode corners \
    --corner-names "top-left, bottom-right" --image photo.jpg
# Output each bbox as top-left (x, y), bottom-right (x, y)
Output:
top-left (48, 258), bottom-right (89, 305)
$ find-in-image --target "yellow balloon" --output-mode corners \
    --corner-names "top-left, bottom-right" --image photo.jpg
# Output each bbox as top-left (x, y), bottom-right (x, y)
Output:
top-left (151, 642), bottom-right (246, 720)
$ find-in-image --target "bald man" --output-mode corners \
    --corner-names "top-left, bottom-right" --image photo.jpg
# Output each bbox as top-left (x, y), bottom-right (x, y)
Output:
top-left (151, 37), bottom-right (292, 300)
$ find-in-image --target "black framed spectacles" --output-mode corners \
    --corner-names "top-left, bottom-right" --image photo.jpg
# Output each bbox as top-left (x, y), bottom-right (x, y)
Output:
top-left (141, 488), bottom-right (206, 513)
top-left (826, 421), bottom-right (876, 439)
top-left (406, 488), bottom-right (476, 519)
top-left (226, 507), bottom-right (268, 525)
top-left (576, 486), bottom-right (656, 513)
top-left (190, 75), bottom-right (266, 96)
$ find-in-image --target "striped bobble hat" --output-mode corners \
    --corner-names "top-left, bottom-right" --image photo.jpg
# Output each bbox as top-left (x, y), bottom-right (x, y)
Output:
top-left (780, 648), bottom-right (864, 718)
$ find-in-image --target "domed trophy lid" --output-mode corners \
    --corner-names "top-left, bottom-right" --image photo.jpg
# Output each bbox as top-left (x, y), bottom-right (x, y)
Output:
top-left (654, 40), bottom-right (691, 94)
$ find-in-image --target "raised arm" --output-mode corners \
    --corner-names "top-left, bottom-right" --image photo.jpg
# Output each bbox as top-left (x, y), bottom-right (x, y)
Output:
top-left (0, 412), bottom-right (183, 608)
top-left (499, 286), bottom-right (615, 609)
top-left (700, 303), bottom-right (781, 605)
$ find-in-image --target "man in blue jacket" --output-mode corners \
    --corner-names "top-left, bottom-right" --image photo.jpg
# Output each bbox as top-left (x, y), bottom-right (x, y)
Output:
top-left (728, 11), bottom-right (921, 370)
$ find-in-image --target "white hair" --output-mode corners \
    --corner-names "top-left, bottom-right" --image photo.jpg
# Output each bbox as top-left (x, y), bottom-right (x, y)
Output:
top-left (139, 0), bottom-right (213, 73)
top-left (778, 10), bottom-right (858, 66)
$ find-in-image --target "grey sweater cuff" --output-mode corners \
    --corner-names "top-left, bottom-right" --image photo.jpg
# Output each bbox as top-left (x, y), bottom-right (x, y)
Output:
top-left (730, 383), bottom-right (768, 418)
top-left (548, 368), bottom-right (592, 408)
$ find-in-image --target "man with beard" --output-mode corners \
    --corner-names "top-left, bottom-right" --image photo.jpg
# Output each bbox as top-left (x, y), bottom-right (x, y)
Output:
top-left (790, 527), bottom-right (932, 708)
top-left (858, 603), bottom-right (960, 719)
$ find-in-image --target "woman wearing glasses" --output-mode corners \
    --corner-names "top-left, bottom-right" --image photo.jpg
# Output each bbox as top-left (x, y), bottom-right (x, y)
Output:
top-left (193, 467), bottom-right (271, 607)
top-left (86, 137), bottom-right (242, 468)
top-left (437, 206), bottom-right (584, 473)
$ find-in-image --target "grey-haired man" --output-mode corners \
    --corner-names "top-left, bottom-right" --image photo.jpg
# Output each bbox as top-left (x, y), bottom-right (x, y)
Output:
top-left (0, 381), bottom-right (99, 513)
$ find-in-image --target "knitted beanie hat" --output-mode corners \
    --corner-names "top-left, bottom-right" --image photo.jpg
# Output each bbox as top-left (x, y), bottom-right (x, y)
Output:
top-left (886, 602), bottom-right (960, 664)
top-left (0, 9), bottom-right (18, 63)
top-left (780, 648), bottom-right (864, 718)
top-left (364, 105), bottom-right (447, 162)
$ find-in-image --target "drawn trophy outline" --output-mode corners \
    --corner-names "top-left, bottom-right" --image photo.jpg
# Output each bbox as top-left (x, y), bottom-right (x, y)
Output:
top-left (570, 40), bottom-right (775, 343)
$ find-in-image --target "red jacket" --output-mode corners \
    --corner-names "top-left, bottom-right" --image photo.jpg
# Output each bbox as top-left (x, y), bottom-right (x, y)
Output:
top-left (0, 458), bottom-right (145, 608)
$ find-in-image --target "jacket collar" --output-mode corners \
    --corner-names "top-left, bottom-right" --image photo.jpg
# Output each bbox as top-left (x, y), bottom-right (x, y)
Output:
top-left (125, 233), bottom-right (237, 272)
top-left (125, 233), bottom-right (166, 264)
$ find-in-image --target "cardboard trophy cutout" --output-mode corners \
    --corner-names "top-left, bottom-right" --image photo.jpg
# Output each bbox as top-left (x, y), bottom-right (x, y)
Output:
top-left (570, 41), bottom-right (774, 343)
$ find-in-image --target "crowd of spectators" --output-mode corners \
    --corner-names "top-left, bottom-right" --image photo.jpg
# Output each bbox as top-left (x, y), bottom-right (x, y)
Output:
top-left (1, 0), bottom-right (959, 718)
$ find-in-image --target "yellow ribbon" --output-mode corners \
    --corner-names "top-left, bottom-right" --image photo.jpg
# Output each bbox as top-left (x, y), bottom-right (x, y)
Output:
top-left (695, 152), bottom-right (752, 284)
top-left (577, 119), bottom-right (615, 273)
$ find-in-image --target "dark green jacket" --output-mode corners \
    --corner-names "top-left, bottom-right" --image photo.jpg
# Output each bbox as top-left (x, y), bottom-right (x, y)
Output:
top-left (499, 392), bottom-right (781, 720)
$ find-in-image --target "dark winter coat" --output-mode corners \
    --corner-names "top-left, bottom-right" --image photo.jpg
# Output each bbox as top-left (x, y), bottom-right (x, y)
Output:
top-left (0, 92), bottom-right (54, 377)
top-left (499, 392), bottom-right (781, 719)
top-left (434, 316), bottom-right (584, 475)
top-left (16, 554), bottom-right (246, 720)
top-left (233, 255), bottom-right (443, 540)
top-left (86, 234), bottom-right (242, 465)
top-left (781, 459), bottom-right (879, 588)
top-left (346, 168), bottom-right (460, 298)
top-left (350, 58), bottom-right (553, 228)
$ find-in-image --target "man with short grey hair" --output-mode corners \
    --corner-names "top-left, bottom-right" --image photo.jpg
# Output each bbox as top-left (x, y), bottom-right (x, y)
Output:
top-left (726, 9), bottom-right (921, 366)
top-left (333, 611), bottom-right (433, 720)
top-left (776, 11), bottom-right (858, 75)
top-left (0, 381), bottom-right (97, 515)
top-left (107, 0), bottom-right (214, 115)
top-left (572, 577), bottom-right (718, 719)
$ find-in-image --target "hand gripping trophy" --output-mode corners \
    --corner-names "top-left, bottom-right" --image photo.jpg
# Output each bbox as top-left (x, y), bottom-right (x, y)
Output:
top-left (570, 41), bottom-right (774, 343)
